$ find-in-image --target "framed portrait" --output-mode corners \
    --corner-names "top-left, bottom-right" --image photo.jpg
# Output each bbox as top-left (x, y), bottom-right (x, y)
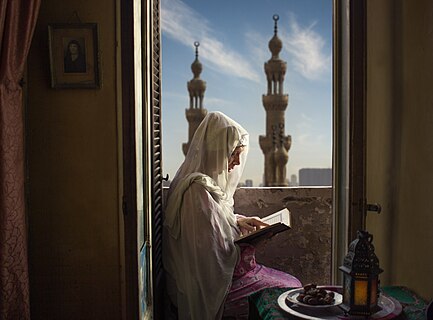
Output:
top-left (48, 23), bottom-right (100, 89)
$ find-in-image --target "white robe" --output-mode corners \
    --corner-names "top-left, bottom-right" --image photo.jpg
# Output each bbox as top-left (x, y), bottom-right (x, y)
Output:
top-left (163, 181), bottom-right (240, 320)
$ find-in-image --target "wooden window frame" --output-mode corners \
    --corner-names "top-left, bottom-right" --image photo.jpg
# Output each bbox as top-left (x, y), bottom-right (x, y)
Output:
top-left (332, 0), bottom-right (367, 283)
top-left (120, 0), bottom-right (164, 319)
top-left (120, 0), bottom-right (367, 317)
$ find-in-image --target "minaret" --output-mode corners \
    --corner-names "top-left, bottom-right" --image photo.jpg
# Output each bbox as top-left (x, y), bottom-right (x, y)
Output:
top-left (182, 41), bottom-right (208, 156)
top-left (259, 15), bottom-right (291, 186)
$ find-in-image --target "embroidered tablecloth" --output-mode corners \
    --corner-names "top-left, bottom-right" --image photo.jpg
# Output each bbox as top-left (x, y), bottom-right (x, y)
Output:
top-left (248, 286), bottom-right (429, 320)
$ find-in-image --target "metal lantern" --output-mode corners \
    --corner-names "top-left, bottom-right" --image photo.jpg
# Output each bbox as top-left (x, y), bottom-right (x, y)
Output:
top-left (339, 230), bottom-right (383, 317)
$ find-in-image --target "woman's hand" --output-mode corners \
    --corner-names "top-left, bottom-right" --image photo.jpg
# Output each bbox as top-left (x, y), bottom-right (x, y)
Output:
top-left (237, 216), bottom-right (269, 236)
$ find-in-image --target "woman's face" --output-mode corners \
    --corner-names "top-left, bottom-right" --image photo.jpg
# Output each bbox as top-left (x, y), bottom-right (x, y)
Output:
top-left (228, 146), bottom-right (244, 173)
top-left (69, 43), bottom-right (79, 54)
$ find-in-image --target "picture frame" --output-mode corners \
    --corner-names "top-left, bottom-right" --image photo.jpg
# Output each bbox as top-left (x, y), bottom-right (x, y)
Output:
top-left (48, 23), bottom-right (100, 89)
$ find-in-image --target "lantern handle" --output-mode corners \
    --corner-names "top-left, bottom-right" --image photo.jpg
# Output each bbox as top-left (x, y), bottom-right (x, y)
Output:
top-left (357, 230), bottom-right (373, 243)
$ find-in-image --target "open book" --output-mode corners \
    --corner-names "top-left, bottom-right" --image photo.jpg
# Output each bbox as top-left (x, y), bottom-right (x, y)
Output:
top-left (235, 208), bottom-right (291, 244)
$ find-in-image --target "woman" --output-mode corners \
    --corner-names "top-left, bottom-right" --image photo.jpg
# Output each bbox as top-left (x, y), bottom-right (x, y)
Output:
top-left (64, 40), bottom-right (86, 73)
top-left (163, 111), bottom-right (301, 319)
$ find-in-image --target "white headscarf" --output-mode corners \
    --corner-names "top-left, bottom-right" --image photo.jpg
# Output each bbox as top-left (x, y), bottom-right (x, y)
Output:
top-left (164, 111), bottom-right (249, 239)
top-left (163, 112), bottom-right (249, 319)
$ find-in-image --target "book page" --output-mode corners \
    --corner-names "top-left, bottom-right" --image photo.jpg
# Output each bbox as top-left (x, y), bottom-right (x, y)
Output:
top-left (262, 208), bottom-right (290, 226)
top-left (234, 208), bottom-right (291, 244)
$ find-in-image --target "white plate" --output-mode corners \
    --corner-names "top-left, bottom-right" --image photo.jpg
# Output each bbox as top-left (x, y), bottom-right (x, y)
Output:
top-left (277, 290), bottom-right (401, 320)
top-left (285, 288), bottom-right (343, 309)
top-left (277, 289), bottom-right (345, 320)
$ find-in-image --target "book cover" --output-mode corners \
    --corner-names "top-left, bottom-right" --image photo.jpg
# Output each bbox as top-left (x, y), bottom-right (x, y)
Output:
top-left (235, 208), bottom-right (291, 244)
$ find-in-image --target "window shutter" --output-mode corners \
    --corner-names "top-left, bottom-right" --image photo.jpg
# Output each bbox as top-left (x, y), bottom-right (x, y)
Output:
top-left (150, 0), bottom-right (164, 317)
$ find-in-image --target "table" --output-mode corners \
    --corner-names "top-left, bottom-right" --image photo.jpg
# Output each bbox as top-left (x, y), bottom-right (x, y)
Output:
top-left (248, 286), bottom-right (429, 320)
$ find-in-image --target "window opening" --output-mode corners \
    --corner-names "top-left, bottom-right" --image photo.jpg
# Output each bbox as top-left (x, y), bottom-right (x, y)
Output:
top-left (161, 0), bottom-right (333, 188)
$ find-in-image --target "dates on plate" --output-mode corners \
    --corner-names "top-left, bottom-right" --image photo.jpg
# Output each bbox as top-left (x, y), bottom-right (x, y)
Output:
top-left (296, 283), bottom-right (335, 305)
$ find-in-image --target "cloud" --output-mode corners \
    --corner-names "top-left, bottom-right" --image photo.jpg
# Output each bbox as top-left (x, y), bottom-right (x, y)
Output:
top-left (294, 113), bottom-right (314, 145)
top-left (292, 113), bottom-right (328, 151)
top-left (296, 113), bottom-right (313, 131)
top-left (164, 90), bottom-right (234, 109)
top-left (204, 96), bottom-right (235, 109)
top-left (161, 0), bottom-right (260, 82)
top-left (281, 13), bottom-right (331, 80)
top-left (244, 31), bottom-right (269, 68)
top-left (243, 12), bottom-right (331, 81)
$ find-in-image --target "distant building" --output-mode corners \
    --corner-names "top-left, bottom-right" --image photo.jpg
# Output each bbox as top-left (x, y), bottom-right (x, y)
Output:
top-left (238, 179), bottom-right (253, 187)
top-left (299, 168), bottom-right (332, 186)
top-left (289, 174), bottom-right (298, 186)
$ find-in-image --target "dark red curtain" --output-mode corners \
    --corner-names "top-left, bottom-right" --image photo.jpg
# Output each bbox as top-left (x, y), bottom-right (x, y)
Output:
top-left (0, 0), bottom-right (40, 319)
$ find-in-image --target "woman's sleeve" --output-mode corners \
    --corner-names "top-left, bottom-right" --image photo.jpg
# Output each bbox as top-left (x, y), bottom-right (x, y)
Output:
top-left (176, 183), bottom-right (239, 320)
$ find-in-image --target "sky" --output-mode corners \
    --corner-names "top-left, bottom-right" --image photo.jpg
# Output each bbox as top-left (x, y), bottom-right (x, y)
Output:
top-left (161, 0), bottom-right (333, 186)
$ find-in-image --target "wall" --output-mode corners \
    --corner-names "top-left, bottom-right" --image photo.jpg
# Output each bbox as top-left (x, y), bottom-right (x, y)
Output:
top-left (164, 186), bottom-right (332, 287)
top-left (26, 0), bottom-right (123, 319)
top-left (234, 187), bottom-right (333, 285)
top-left (365, 0), bottom-right (395, 288)
top-left (367, 0), bottom-right (433, 300)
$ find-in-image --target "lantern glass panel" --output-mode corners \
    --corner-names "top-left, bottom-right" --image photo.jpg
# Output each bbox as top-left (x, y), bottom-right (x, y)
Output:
top-left (370, 278), bottom-right (378, 306)
top-left (343, 275), bottom-right (351, 305)
top-left (354, 279), bottom-right (368, 305)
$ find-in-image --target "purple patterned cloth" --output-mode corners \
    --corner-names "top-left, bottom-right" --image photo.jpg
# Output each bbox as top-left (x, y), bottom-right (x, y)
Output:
top-left (223, 244), bottom-right (302, 319)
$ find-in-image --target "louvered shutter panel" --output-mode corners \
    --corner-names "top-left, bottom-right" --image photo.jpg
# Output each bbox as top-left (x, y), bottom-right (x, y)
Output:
top-left (150, 0), bottom-right (164, 318)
